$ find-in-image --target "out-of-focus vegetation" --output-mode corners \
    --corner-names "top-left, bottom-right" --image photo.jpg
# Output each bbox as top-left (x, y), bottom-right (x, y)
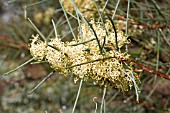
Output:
top-left (0, 0), bottom-right (170, 113)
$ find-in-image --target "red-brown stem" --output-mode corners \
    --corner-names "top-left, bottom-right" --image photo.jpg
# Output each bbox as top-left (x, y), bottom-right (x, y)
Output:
top-left (128, 59), bottom-right (170, 81)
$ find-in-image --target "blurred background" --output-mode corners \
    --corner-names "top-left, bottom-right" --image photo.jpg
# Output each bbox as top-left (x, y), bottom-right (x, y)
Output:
top-left (0, 0), bottom-right (170, 113)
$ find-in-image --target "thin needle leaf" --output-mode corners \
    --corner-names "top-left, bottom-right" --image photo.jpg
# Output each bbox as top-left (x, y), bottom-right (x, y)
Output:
top-left (28, 71), bottom-right (55, 95)
top-left (52, 19), bottom-right (58, 39)
top-left (59, 0), bottom-right (77, 40)
top-left (3, 58), bottom-right (34, 76)
top-left (107, 15), bottom-right (119, 50)
top-left (28, 18), bottom-right (46, 41)
top-left (84, 17), bottom-right (102, 54)
top-left (111, 0), bottom-right (121, 20)
top-left (72, 76), bottom-right (84, 113)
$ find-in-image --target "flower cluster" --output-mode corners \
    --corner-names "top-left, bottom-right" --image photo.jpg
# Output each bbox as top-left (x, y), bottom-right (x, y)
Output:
top-left (29, 19), bottom-right (139, 91)
top-left (29, 35), bottom-right (47, 61)
top-left (61, 0), bottom-right (104, 18)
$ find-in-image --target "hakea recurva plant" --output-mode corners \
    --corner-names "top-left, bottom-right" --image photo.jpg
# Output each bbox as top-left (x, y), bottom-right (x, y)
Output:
top-left (29, 19), bottom-right (140, 92)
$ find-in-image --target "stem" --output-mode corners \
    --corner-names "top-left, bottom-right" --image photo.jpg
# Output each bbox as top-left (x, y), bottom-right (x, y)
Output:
top-left (72, 76), bottom-right (84, 113)
top-left (68, 56), bottom-right (115, 69)
top-left (100, 84), bottom-right (107, 113)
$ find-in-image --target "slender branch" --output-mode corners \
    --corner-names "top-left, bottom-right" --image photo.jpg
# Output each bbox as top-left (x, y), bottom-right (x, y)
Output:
top-left (69, 38), bottom-right (95, 46)
top-left (67, 56), bottom-right (114, 69)
top-left (129, 59), bottom-right (170, 81)
top-left (159, 29), bottom-right (170, 48)
top-left (67, 53), bottom-right (170, 81)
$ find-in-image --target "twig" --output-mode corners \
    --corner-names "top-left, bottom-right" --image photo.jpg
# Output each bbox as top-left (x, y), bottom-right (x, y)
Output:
top-left (67, 53), bottom-right (170, 81)
top-left (67, 56), bottom-right (115, 69)
top-left (159, 29), bottom-right (170, 48)
top-left (129, 59), bottom-right (170, 81)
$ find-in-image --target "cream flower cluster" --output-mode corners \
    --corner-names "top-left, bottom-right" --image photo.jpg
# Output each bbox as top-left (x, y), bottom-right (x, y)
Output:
top-left (80, 19), bottom-right (130, 48)
top-left (29, 35), bottom-right (47, 61)
top-left (29, 19), bottom-right (139, 91)
top-left (61, 0), bottom-right (104, 18)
